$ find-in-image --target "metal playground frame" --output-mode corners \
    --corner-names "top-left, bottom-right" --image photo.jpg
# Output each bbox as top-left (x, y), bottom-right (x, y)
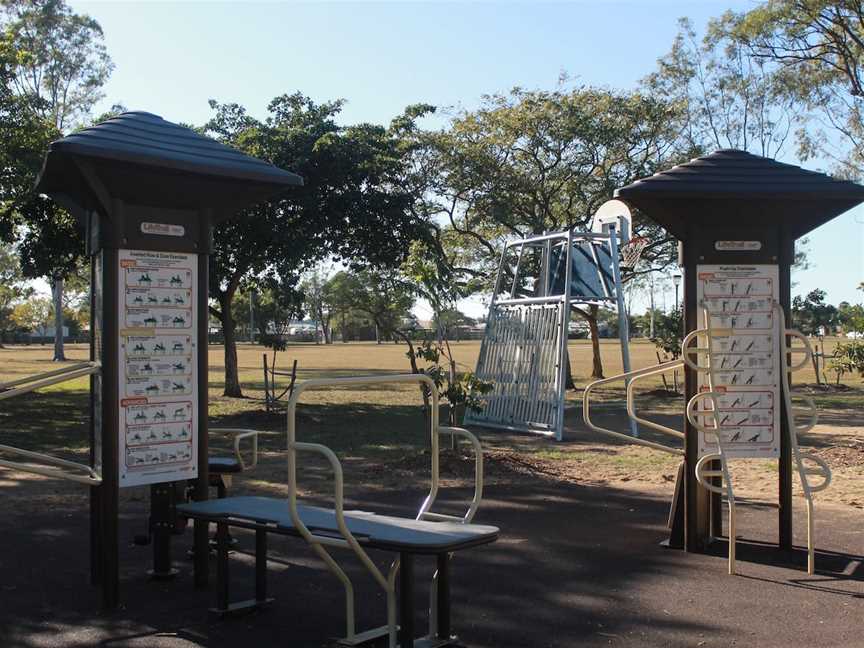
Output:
top-left (466, 200), bottom-right (639, 440)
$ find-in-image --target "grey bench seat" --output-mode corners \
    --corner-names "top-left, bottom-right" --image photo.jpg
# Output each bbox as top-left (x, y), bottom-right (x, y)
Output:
top-left (178, 495), bottom-right (499, 554)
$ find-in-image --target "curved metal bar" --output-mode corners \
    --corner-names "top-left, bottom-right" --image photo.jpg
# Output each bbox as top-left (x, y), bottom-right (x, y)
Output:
top-left (0, 445), bottom-right (102, 485)
top-left (583, 369), bottom-right (683, 455)
top-left (425, 426), bottom-right (484, 524)
top-left (286, 373), bottom-right (438, 648)
top-left (773, 301), bottom-right (831, 575)
top-left (0, 361), bottom-right (97, 390)
top-left (0, 363), bottom-right (100, 402)
top-left (582, 360), bottom-right (684, 456)
top-left (0, 362), bottom-right (102, 486)
top-left (625, 360), bottom-right (686, 440)
top-left (210, 428), bottom-right (261, 471)
top-left (688, 303), bottom-right (737, 575)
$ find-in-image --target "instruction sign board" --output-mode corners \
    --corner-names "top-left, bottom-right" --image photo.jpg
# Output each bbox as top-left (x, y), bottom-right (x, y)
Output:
top-left (117, 250), bottom-right (198, 487)
top-left (695, 265), bottom-right (780, 459)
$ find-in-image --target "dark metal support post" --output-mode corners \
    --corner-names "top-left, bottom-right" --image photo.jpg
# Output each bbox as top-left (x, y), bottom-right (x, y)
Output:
top-left (149, 483), bottom-right (176, 579)
top-left (399, 553), bottom-right (414, 648)
top-left (256, 530), bottom-right (267, 603)
top-left (100, 247), bottom-right (120, 610)
top-left (682, 238), bottom-right (711, 552)
top-left (194, 251), bottom-right (211, 587)
top-left (436, 554), bottom-right (451, 640)
top-left (216, 522), bottom-right (229, 612)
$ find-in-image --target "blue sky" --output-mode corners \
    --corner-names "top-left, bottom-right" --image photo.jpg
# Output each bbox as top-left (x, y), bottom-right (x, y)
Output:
top-left (70, 0), bottom-right (864, 314)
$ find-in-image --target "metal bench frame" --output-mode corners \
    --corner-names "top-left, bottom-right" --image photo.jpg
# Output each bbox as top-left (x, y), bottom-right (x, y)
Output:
top-left (286, 373), bottom-right (485, 648)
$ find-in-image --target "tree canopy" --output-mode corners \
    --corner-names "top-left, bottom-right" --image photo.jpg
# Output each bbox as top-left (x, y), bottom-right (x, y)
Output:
top-left (204, 94), bottom-right (434, 395)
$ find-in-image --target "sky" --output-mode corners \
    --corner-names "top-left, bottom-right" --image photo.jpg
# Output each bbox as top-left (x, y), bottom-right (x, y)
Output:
top-left (67, 0), bottom-right (864, 318)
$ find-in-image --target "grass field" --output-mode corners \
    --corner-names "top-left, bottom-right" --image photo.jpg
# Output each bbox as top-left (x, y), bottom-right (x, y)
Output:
top-left (0, 337), bottom-right (861, 508)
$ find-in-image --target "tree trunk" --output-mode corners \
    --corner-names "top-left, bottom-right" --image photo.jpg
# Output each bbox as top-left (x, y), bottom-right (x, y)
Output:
top-left (52, 276), bottom-right (66, 362)
top-left (219, 292), bottom-right (243, 398)
top-left (573, 305), bottom-right (603, 380)
top-left (587, 305), bottom-right (603, 379)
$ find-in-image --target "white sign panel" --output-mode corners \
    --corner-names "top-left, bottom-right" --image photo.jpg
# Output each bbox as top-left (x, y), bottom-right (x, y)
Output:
top-left (118, 250), bottom-right (198, 487)
top-left (695, 264), bottom-right (780, 459)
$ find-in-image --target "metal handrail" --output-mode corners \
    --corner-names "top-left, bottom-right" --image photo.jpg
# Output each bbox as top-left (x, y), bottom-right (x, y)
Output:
top-left (424, 426), bottom-right (484, 524)
top-left (0, 361), bottom-right (96, 390)
top-left (211, 428), bottom-right (260, 471)
top-left (286, 373), bottom-right (441, 648)
top-left (583, 365), bottom-right (683, 456)
top-left (0, 361), bottom-right (102, 486)
top-left (773, 301), bottom-right (831, 575)
top-left (625, 360), bottom-right (686, 440)
top-left (0, 362), bottom-right (100, 402)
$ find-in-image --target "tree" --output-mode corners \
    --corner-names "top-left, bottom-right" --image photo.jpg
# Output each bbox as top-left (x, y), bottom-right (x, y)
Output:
top-left (838, 300), bottom-right (864, 334)
top-left (0, 243), bottom-right (32, 344)
top-left (299, 266), bottom-right (335, 344)
top-left (423, 86), bottom-right (682, 378)
top-left (11, 295), bottom-right (52, 339)
top-left (645, 17), bottom-right (799, 159)
top-left (1, 0), bottom-right (113, 360)
top-left (340, 268), bottom-right (416, 345)
top-left (792, 288), bottom-right (839, 334)
top-left (722, 1), bottom-right (864, 177)
top-left (205, 95), bottom-right (432, 396)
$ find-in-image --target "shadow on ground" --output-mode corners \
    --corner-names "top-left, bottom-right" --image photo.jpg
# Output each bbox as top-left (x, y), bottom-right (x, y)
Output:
top-left (1, 455), bottom-right (862, 648)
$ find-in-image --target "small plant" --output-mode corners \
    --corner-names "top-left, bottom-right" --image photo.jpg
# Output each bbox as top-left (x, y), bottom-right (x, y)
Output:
top-left (410, 339), bottom-right (494, 426)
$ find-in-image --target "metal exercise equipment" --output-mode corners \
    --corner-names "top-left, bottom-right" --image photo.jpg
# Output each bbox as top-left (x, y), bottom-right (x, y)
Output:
top-left (616, 149), bottom-right (864, 554)
top-left (584, 301), bottom-right (831, 575)
top-left (207, 428), bottom-right (261, 498)
top-left (262, 354), bottom-right (298, 413)
top-left (178, 373), bottom-right (497, 648)
top-left (23, 110), bottom-right (302, 608)
top-left (467, 200), bottom-right (640, 441)
top-left (0, 362), bottom-right (102, 485)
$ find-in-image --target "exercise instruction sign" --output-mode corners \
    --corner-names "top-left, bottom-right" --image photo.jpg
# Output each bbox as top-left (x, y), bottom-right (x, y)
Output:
top-left (695, 264), bottom-right (780, 459)
top-left (117, 249), bottom-right (198, 487)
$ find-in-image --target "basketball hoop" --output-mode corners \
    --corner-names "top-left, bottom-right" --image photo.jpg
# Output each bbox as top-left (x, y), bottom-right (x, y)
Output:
top-left (620, 236), bottom-right (649, 269)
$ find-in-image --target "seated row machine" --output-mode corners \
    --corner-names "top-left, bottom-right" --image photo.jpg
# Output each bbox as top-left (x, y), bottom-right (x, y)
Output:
top-left (179, 373), bottom-right (498, 648)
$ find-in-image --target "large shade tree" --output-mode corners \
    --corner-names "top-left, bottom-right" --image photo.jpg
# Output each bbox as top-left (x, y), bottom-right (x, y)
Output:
top-left (421, 86), bottom-right (683, 378)
top-left (204, 94), bottom-right (433, 396)
top-left (1, 0), bottom-right (112, 360)
top-left (719, 1), bottom-right (864, 178)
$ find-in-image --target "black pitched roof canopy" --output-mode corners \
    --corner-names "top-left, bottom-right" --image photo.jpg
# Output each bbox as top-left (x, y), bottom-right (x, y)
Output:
top-left (36, 111), bottom-right (303, 222)
top-left (615, 149), bottom-right (864, 240)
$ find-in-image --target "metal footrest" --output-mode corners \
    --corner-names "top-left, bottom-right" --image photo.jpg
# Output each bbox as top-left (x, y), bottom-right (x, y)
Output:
top-left (210, 597), bottom-right (274, 617)
top-left (337, 625), bottom-right (399, 646)
top-left (413, 635), bottom-right (459, 647)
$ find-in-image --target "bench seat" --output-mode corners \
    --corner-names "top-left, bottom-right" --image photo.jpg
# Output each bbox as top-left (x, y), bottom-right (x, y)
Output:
top-left (178, 495), bottom-right (498, 554)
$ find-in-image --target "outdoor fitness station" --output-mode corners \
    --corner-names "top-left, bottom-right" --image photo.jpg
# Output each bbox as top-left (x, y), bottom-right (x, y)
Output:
top-left (467, 200), bottom-right (643, 440)
top-left (0, 111), bottom-right (499, 648)
top-left (582, 150), bottom-right (864, 570)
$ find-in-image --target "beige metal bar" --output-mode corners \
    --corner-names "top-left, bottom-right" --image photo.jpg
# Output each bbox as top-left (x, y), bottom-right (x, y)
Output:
top-left (0, 444), bottom-right (102, 485)
top-left (583, 365), bottom-right (684, 455)
top-left (0, 363), bottom-right (100, 402)
top-left (0, 362), bottom-right (97, 390)
top-left (286, 373), bottom-right (439, 648)
top-left (625, 360), bottom-right (686, 440)
top-left (774, 302), bottom-right (832, 574)
top-left (211, 428), bottom-right (261, 471)
top-left (430, 426), bottom-right (484, 524)
top-left (0, 362), bottom-right (102, 486)
top-left (687, 304), bottom-right (736, 575)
